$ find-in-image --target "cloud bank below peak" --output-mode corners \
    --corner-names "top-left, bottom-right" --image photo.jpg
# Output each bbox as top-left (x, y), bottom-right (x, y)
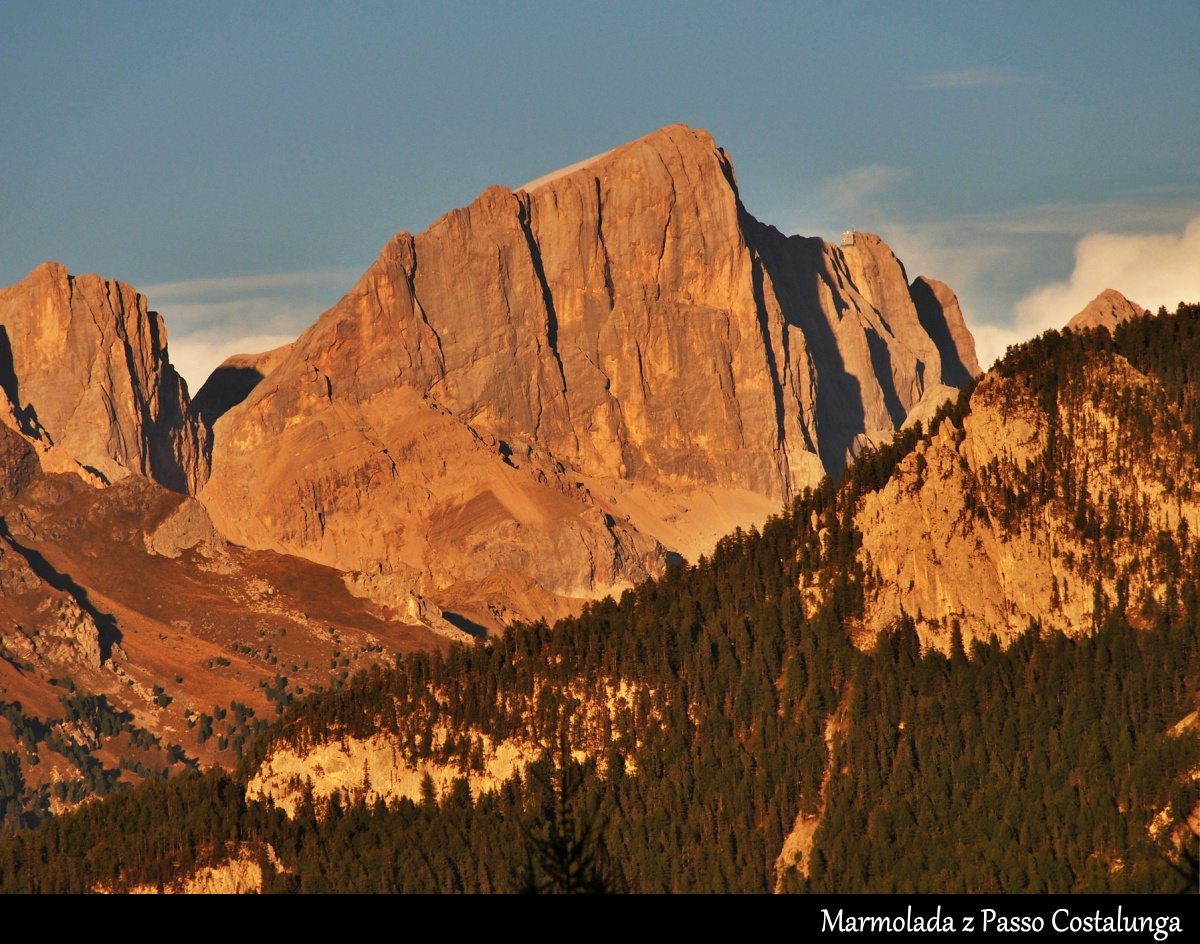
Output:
top-left (957, 214), bottom-right (1200, 369)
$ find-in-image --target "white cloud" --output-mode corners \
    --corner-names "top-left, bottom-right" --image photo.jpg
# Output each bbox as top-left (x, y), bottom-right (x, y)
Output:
top-left (908, 68), bottom-right (1025, 91)
top-left (159, 296), bottom-right (319, 390)
top-left (1012, 215), bottom-right (1200, 342)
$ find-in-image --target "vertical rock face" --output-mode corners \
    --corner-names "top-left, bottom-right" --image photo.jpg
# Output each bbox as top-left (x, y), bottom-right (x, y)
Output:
top-left (909, 275), bottom-right (983, 384)
top-left (201, 124), bottom-right (980, 624)
top-left (0, 263), bottom-right (207, 493)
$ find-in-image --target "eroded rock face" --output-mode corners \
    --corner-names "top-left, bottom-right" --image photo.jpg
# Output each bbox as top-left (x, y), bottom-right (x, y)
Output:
top-left (201, 124), bottom-right (980, 625)
top-left (0, 421), bottom-right (40, 500)
top-left (0, 525), bottom-right (104, 671)
top-left (1067, 288), bottom-right (1148, 332)
top-left (855, 358), bottom-right (1200, 649)
top-left (0, 263), bottom-right (207, 493)
top-left (910, 276), bottom-right (982, 383)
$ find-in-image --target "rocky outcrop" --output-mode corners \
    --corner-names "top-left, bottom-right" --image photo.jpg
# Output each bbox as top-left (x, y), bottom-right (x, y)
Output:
top-left (248, 676), bottom-right (647, 816)
top-left (247, 728), bottom-right (541, 816)
top-left (0, 421), bottom-right (40, 500)
top-left (200, 124), bottom-right (980, 625)
top-left (910, 276), bottom-right (982, 383)
top-left (105, 845), bottom-right (284, 894)
top-left (855, 355), bottom-right (1200, 650)
top-left (0, 525), bottom-right (104, 671)
top-left (1067, 288), bottom-right (1148, 332)
top-left (142, 496), bottom-right (224, 558)
top-left (0, 263), bottom-right (207, 493)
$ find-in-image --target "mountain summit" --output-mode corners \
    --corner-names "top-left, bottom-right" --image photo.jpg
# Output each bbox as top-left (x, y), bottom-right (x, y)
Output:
top-left (198, 124), bottom-right (981, 628)
top-left (1067, 288), bottom-right (1149, 332)
top-left (0, 262), bottom-right (206, 493)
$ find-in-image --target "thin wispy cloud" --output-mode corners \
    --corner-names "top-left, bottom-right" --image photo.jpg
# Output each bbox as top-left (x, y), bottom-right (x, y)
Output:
top-left (823, 165), bottom-right (911, 214)
top-left (1108, 181), bottom-right (1200, 200)
top-left (964, 199), bottom-right (1200, 237)
top-left (144, 269), bottom-right (358, 303)
top-left (908, 67), bottom-right (1026, 91)
top-left (158, 297), bottom-right (323, 334)
top-left (889, 196), bottom-right (1200, 257)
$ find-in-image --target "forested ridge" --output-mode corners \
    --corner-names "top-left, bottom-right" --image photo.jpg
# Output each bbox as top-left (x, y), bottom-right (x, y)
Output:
top-left (1, 306), bottom-right (1198, 893)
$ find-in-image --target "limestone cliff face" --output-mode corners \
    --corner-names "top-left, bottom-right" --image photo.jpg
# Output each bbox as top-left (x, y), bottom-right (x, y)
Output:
top-left (855, 350), bottom-right (1199, 649)
top-left (201, 124), bottom-right (979, 624)
top-left (1067, 288), bottom-right (1148, 332)
top-left (0, 523), bottom-right (104, 670)
top-left (910, 276), bottom-right (982, 382)
top-left (248, 676), bottom-right (647, 816)
top-left (0, 263), bottom-right (207, 493)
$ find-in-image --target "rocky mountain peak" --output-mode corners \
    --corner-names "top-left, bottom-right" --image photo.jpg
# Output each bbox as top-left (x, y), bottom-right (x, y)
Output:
top-left (198, 124), bottom-right (982, 628)
top-left (1067, 288), bottom-right (1149, 332)
top-left (0, 262), bottom-right (207, 493)
top-left (518, 123), bottom-right (737, 196)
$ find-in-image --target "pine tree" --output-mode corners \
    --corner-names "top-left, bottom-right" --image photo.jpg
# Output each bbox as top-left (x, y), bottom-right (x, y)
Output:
top-left (518, 743), bottom-right (613, 894)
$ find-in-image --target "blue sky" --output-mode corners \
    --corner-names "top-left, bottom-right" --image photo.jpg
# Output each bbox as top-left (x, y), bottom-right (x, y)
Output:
top-left (3, 1), bottom-right (1199, 387)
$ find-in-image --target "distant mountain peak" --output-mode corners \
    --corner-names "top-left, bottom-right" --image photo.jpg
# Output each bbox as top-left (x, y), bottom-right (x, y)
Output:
top-left (1067, 288), bottom-right (1148, 332)
top-left (198, 125), bottom-right (982, 628)
top-left (0, 262), bottom-right (207, 493)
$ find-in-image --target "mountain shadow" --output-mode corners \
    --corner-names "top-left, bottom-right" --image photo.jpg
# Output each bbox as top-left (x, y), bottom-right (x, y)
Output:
top-left (192, 366), bottom-right (267, 429)
top-left (910, 276), bottom-right (976, 387)
top-left (743, 213), bottom-right (866, 477)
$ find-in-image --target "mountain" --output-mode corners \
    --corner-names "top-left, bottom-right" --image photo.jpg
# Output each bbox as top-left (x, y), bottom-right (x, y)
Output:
top-left (0, 263), bottom-right (207, 494)
top-left (0, 443), bottom-right (449, 829)
top-left (0, 124), bottom-right (981, 828)
top-left (4, 303), bottom-right (1196, 894)
top-left (34, 126), bottom-right (1200, 897)
top-left (856, 302), bottom-right (1197, 650)
top-left (1067, 288), bottom-right (1148, 332)
top-left (199, 124), bottom-right (980, 630)
top-left (0, 263), bottom-right (452, 830)
top-left (224, 299), bottom-right (1195, 893)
